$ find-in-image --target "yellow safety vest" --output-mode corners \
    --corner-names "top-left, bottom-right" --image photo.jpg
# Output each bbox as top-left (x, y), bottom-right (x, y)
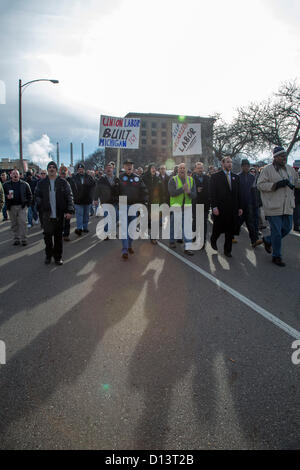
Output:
top-left (170, 175), bottom-right (194, 207)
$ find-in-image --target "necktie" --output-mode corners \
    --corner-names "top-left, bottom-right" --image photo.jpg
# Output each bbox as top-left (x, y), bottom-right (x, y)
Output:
top-left (226, 171), bottom-right (231, 190)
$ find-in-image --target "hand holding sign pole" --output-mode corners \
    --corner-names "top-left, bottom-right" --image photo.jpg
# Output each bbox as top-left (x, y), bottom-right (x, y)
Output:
top-left (117, 148), bottom-right (121, 178)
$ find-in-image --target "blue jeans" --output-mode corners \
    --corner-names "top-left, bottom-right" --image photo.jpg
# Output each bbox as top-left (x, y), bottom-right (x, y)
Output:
top-left (120, 208), bottom-right (137, 253)
top-left (75, 204), bottom-right (90, 230)
top-left (170, 209), bottom-right (192, 249)
top-left (28, 204), bottom-right (38, 225)
top-left (2, 203), bottom-right (7, 220)
top-left (104, 205), bottom-right (119, 233)
top-left (265, 215), bottom-right (293, 258)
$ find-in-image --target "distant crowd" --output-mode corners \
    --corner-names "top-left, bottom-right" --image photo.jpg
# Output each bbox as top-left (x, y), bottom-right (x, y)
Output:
top-left (0, 145), bottom-right (299, 267)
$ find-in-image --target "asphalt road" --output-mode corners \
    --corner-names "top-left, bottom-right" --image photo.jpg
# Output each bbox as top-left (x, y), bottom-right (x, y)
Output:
top-left (0, 215), bottom-right (299, 450)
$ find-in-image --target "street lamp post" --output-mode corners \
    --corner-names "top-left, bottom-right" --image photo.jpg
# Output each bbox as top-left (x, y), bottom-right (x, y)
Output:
top-left (19, 78), bottom-right (59, 169)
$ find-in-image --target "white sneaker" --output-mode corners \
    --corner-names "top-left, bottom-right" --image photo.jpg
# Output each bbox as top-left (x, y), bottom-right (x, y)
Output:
top-left (27, 224), bottom-right (32, 228)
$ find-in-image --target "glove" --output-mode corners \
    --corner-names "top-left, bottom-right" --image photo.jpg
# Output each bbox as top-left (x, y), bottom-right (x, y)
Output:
top-left (275, 179), bottom-right (289, 190)
top-left (286, 181), bottom-right (295, 190)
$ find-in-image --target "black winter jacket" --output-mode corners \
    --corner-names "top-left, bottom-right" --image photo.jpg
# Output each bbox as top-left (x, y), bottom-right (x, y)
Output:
top-left (69, 174), bottom-right (96, 205)
top-left (35, 176), bottom-right (74, 217)
top-left (94, 175), bottom-right (117, 205)
top-left (3, 180), bottom-right (32, 209)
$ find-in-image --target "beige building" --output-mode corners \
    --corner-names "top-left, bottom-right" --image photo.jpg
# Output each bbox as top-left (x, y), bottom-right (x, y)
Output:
top-left (121, 112), bottom-right (215, 169)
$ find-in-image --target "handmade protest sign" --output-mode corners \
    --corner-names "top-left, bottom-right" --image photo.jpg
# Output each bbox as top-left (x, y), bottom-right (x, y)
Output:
top-left (99, 115), bottom-right (140, 149)
top-left (172, 123), bottom-right (202, 156)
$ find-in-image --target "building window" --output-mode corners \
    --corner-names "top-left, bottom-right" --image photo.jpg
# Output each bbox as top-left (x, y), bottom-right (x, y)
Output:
top-left (162, 139), bottom-right (167, 146)
top-left (161, 131), bottom-right (167, 137)
top-left (142, 139), bottom-right (147, 145)
top-left (151, 131), bottom-right (157, 137)
top-left (141, 130), bottom-right (147, 137)
top-left (161, 122), bottom-right (167, 128)
top-left (141, 121), bottom-right (146, 128)
top-left (151, 139), bottom-right (157, 145)
top-left (151, 122), bottom-right (157, 128)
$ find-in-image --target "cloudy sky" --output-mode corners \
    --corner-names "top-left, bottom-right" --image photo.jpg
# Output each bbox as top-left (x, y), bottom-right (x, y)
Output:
top-left (0, 0), bottom-right (299, 167)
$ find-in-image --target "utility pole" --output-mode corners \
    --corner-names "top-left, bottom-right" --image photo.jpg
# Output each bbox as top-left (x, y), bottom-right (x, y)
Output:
top-left (19, 80), bottom-right (23, 169)
top-left (70, 143), bottom-right (73, 166)
top-left (81, 142), bottom-right (84, 161)
top-left (56, 142), bottom-right (60, 167)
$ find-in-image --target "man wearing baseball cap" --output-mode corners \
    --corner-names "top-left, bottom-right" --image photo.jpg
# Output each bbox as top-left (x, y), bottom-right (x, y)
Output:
top-left (257, 146), bottom-right (300, 266)
top-left (115, 158), bottom-right (148, 259)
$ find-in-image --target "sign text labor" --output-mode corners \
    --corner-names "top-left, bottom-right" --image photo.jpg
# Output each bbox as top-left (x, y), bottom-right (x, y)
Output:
top-left (99, 115), bottom-right (140, 149)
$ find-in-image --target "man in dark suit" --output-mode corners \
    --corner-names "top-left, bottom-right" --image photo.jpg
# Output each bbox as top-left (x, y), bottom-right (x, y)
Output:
top-left (192, 161), bottom-right (210, 249)
top-left (210, 156), bottom-right (243, 257)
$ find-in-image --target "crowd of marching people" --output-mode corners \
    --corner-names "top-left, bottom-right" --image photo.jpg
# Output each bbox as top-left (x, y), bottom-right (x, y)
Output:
top-left (0, 146), bottom-right (299, 267)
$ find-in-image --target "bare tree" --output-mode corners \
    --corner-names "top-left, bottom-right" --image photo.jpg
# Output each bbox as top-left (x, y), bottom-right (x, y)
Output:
top-left (77, 148), bottom-right (105, 170)
top-left (236, 79), bottom-right (300, 156)
top-left (213, 115), bottom-right (254, 161)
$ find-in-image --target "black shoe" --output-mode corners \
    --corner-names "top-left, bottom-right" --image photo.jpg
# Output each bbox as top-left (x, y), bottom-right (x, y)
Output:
top-left (224, 251), bottom-right (232, 258)
top-left (263, 237), bottom-right (272, 254)
top-left (150, 239), bottom-right (158, 245)
top-left (252, 239), bottom-right (263, 248)
top-left (75, 229), bottom-right (82, 236)
top-left (13, 240), bottom-right (20, 246)
top-left (55, 259), bottom-right (63, 266)
top-left (184, 250), bottom-right (194, 256)
top-left (294, 228), bottom-right (300, 233)
top-left (22, 240), bottom-right (28, 246)
top-left (82, 229), bottom-right (89, 233)
top-left (169, 242), bottom-right (176, 249)
top-left (122, 252), bottom-right (128, 260)
top-left (128, 248), bottom-right (134, 254)
top-left (177, 239), bottom-right (183, 244)
top-left (210, 238), bottom-right (218, 251)
top-left (272, 257), bottom-right (285, 267)
top-left (45, 257), bottom-right (51, 265)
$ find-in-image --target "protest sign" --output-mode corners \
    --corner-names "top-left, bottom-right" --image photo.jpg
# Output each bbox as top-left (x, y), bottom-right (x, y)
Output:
top-left (172, 123), bottom-right (202, 156)
top-left (99, 115), bottom-right (140, 149)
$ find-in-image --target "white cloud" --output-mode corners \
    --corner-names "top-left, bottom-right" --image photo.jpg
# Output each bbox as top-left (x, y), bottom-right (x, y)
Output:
top-left (27, 134), bottom-right (54, 167)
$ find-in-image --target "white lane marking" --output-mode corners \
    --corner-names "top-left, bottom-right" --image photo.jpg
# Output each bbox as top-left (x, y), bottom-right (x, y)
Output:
top-left (158, 242), bottom-right (300, 340)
